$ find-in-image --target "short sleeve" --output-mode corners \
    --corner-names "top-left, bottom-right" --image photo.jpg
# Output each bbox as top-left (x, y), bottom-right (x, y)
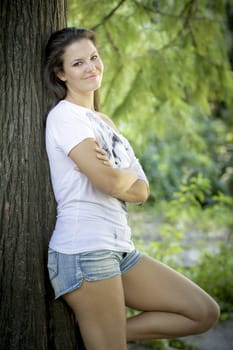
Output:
top-left (120, 135), bottom-right (149, 187)
top-left (46, 103), bottom-right (95, 155)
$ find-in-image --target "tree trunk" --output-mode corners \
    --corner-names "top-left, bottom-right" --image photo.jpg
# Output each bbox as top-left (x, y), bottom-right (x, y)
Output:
top-left (0, 1), bottom-right (80, 349)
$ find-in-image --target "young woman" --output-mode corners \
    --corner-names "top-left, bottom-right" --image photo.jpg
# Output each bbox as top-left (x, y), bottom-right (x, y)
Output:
top-left (45, 27), bottom-right (220, 350)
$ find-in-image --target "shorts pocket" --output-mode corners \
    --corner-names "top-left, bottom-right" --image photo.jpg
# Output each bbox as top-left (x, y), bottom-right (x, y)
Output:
top-left (48, 249), bottom-right (59, 280)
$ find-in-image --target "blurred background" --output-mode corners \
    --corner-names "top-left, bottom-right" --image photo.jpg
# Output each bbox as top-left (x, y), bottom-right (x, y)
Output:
top-left (67, 1), bottom-right (233, 349)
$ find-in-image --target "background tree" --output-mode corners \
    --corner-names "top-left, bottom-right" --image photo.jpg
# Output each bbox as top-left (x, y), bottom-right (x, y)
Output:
top-left (0, 1), bottom-right (82, 349)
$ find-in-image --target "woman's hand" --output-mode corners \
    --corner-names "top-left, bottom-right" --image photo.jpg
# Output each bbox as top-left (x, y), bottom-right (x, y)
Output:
top-left (75, 143), bottom-right (113, 171)
top-left (95, 146), bottom-right (112, 167)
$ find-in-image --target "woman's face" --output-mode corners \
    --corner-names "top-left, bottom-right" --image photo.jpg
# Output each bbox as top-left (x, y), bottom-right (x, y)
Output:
top-left (58, 38), bottom-right (104, 96)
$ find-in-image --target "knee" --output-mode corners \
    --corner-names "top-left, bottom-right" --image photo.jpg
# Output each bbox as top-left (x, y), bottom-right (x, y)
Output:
top-left (194, 299), bottom-right (220, 334)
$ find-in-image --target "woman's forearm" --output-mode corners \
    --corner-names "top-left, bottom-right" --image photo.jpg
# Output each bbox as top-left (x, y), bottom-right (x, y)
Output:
top-left (92, 145), bottom-right (149, 202)
top-left (111, 179), bottom-right (149, 204)
top-left (109, 168), bottom-right (138, 197)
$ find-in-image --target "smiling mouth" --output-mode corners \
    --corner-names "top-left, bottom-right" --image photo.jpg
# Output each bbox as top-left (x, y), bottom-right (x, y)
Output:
top-left (85, 75), bottom-right (98, 80)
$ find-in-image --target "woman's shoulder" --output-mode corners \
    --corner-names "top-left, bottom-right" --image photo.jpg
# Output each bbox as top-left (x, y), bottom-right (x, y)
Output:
top-left (97, 112), bottom-right (120, 133)
top-left (47, 100), bottom-right (87, 122)
top-left (47, 100), bottom-right (68, 118)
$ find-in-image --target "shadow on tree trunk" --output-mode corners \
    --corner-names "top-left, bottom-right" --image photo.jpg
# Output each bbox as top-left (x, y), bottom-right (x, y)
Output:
top-left (47, 284), bottom-right (86, 350)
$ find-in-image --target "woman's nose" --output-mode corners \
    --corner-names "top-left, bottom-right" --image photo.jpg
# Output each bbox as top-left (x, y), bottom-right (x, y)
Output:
top-left (85, 60), bottom-right (96, 71)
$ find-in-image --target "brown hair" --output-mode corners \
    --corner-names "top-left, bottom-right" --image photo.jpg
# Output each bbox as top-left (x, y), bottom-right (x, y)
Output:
top-left (44, 27), bottom-right (100, 111)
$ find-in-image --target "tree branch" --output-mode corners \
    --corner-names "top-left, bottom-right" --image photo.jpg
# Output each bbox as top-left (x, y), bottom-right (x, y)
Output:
top-left (92, 0), bottom-right (127, 30)
top-left (103, 65), bottom-right (124, 108)
top-left (134, 0), bottom-right (223, 23)
top-left (104, 26), bottom-right (121, 56)
top-left (133, 0), bottom-right (198, 56)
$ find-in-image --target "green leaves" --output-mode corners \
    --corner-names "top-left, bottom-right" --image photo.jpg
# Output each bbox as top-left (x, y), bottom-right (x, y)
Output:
top-left (68, 0), bottom-right (232, 114)
top-left (173, 174), bottom-right (211, 207)
top-left (68, 0), bottom-right (233, 201)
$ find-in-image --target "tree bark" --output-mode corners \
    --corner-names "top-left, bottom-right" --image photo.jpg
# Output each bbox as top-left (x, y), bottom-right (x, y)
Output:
top-left (0, 1), bottom-right (79, 349)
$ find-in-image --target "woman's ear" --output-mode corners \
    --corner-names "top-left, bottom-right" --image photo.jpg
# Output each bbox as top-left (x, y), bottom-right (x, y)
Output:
top-left (55, 68), bottom-right (66, 82)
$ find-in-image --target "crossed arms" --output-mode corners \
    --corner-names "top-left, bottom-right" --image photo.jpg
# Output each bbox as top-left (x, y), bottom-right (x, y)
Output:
top-left (69, 138), bottom-right (149, 204)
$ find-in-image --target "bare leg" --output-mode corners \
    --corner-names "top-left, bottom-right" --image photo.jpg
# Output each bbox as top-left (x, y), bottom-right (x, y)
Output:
top-left (63, 276), bottom-right (127, 350)
top-left (122, 255), bottom-right (220, 341)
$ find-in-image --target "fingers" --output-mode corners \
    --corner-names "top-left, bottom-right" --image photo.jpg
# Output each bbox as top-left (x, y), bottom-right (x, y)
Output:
top-left (95, 147), bottom-right (107, 155)
top-left (96, 147), bottom-right (112, 167)
top-left (94, 140), bottom-right (101, 148)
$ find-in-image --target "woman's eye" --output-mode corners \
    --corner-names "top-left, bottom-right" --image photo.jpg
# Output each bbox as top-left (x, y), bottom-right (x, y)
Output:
top-left (73, 61), bottom-right (83, 66)
top-left (91, 55), bottom-right (98, 61)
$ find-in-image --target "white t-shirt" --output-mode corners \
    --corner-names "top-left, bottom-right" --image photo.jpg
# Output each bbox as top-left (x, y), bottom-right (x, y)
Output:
top-left (45, 100), bottom-right (148, 254)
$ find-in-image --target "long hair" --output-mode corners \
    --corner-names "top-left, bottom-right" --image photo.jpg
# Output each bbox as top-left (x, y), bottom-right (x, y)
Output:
top-left (44, 27), bottom-right (100, 111)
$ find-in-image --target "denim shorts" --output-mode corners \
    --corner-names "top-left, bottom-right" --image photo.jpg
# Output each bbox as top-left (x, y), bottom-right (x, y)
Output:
top-left (48, 248), bottom-right (142, 299)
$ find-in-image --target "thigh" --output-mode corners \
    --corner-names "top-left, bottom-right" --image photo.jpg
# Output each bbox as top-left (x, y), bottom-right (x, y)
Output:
top-left (63, 276), bottom-right (127, 350)
top-left (122, 254), bottom-right (216, 320)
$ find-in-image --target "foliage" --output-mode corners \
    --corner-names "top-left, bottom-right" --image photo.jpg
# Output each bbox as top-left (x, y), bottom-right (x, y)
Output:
top-left (127, 174), bottom-right (233, 349)
top-left (68, 0), bottom-right (233, 202)
top-left (132, 174), bottom-right (231, 257)
top-left (129, 338), bottom-right (197, 350)
top-left (188, 245), bottom-right (233, 316)
top-left (142, 106), bottom-right (233, 200)
top-left (68, 0), bottom-right (233, 113)
top-left (129, 339), bottom-right (170, 350)
top-left (129, 175), bottom-right (233, 320)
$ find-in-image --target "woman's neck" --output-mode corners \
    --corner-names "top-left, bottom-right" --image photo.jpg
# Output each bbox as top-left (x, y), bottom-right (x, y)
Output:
top-left (65, 92), bottom-right (94, 111)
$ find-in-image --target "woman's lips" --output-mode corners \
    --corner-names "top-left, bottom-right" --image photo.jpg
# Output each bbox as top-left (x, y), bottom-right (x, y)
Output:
top-left (85, 74), bottom-right (98, 80)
